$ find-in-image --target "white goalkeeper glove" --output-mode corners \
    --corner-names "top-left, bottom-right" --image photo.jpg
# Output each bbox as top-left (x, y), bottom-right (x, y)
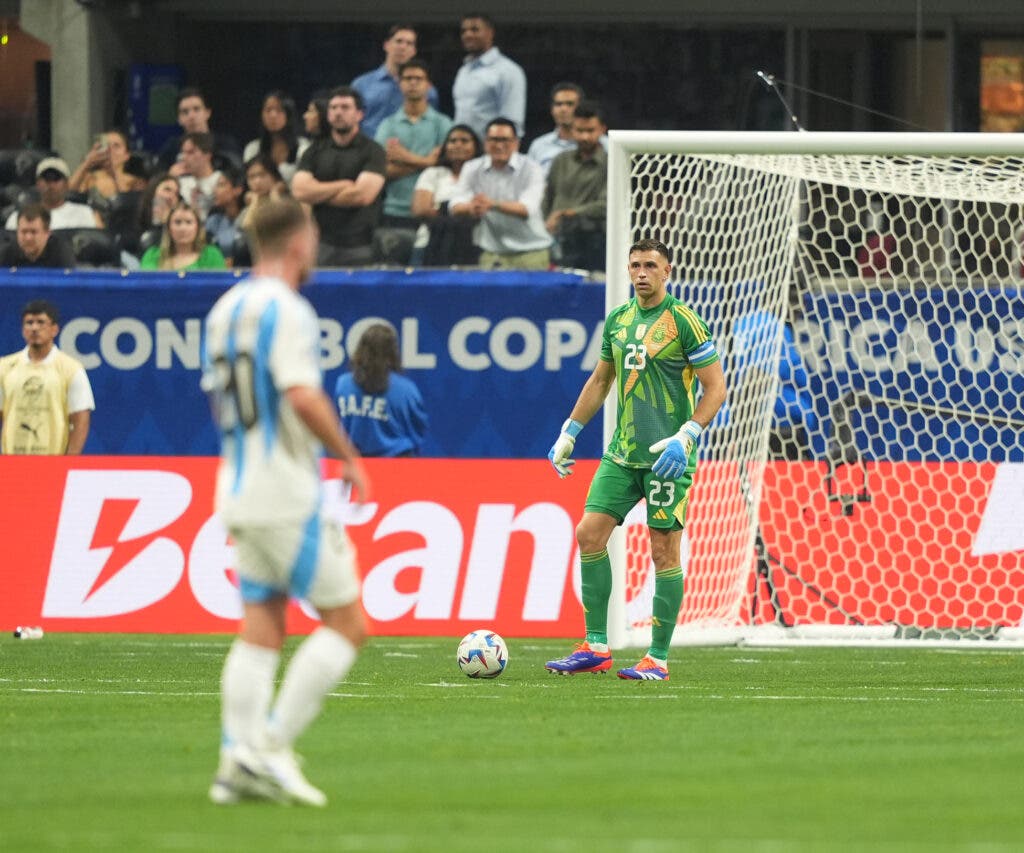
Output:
top-left (649, 420), bottom-right (702, 480)
top-left (548, 418), bottom-right (583, 478)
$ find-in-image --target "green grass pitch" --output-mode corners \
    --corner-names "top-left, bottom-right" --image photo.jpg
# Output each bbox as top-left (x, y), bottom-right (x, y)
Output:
top-left (3, 635), bottom-right (1024, 852)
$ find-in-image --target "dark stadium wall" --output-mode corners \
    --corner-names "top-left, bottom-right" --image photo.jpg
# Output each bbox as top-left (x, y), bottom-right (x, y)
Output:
top-left (175, 21), bottom-right (787, 145)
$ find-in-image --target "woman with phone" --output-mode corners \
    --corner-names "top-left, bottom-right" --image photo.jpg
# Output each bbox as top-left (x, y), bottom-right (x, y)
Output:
top-left (68, 130), bottom-right (147, 202)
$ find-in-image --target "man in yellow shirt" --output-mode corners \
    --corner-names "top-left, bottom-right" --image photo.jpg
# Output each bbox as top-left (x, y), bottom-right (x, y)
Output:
top-left (0, 300), bottom-right (95, 454)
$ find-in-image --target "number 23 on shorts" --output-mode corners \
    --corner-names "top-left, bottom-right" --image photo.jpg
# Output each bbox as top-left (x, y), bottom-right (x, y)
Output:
top-left (648, 478), bottom-right (675, 506)
top-left (644, 473), bottom-right (690, 527)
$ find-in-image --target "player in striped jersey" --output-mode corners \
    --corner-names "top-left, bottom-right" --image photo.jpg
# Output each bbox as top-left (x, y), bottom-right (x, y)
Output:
top-left (546, 238), bottom-right (727, 680)
top-left (202, 198), bottom-right (370, 806)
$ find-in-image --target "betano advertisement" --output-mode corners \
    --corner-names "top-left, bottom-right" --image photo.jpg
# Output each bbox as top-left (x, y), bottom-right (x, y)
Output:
top-left (2, 457), bottom-right (1022, 635)
top-left (2, 457), bottom-right (593, 636)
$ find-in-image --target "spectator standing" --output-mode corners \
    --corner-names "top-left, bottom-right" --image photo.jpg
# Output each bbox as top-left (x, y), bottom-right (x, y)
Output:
top-left (292, 87), bottom-right (386, 266)
top-left (140, 202), bottom-right (226, 271)
top-left (352, 24), bottom-right (440, 140)
top-left (410, 124), bottom-right (481, 265)
top-left (176, 132), bottom-right (222, 220)
top-left (453, 14), bottom-right (527, 138)
top-left (450, 117), bottom-right (551, 270)
top-left (375, 59), bottom-right (453, 259)
top-left (543, 101), bottom-right (608, 271)
top-left (303, 90), bottom-right (330, 140)
top-left (68, 130), bottom-right (147, 203)
top-left (205, 166), bottom-right (246, 260)
top-left (0, 300), bottom-right (94, 455)
top-left (157, 88), bottom-right (240, 173)
top-left (5, 158), bottom-right (99, 231)
top-left (242, 91), bottom-right (311, 186)
top-left (335, 324), bottom-right (428, 457)
top-left (527, 83), bottom-right (584, 174)
top-left (0, 205), bottom-right (76, 268)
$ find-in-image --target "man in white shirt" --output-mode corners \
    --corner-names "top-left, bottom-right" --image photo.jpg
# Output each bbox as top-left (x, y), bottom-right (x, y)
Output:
top-left (176, 132), bottom-right (222, 220)
top-left (452, 14), bottom-right (527, 139)
top-left (5, 158), bottom-right (99, 231)
top-left (202, 198), bottom-right (370, 808)
top-left (450, 117), bottom-right (551, 269)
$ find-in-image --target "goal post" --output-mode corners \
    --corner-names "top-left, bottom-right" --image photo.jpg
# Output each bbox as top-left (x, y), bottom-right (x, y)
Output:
top-left (605, 130), bottom-right (1024, 649)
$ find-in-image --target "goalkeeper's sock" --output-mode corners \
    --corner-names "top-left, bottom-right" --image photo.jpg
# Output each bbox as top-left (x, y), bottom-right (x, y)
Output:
top-left (221, 639), bottom-right (279, 750)
top-left (649, 567), bottom-right (685, 661)
top-left (266, 627), bottom-right (357, 749)
top-left (581, 548), bottom-right (612, 646)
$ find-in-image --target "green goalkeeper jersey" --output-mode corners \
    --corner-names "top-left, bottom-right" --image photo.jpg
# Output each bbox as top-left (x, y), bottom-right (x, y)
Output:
top-left (601, 293), bottom-right (719, 469)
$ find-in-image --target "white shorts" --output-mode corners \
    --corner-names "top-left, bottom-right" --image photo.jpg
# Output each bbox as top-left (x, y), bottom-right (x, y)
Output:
top-left (229, 514), bottom-right (360, 610)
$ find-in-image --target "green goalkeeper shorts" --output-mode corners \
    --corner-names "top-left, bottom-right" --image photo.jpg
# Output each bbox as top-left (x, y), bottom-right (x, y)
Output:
top-left (584, 457), bottom-right (694, 529)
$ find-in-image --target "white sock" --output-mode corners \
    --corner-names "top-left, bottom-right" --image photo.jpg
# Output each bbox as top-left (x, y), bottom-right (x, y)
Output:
top-left (588, 641), bottom-right (609, 653)
top-left (221, 639), bottom-right (279, 752)
top-left (266, 627), bottom-right (357, 749)
top-left (647, 655), bottom-right (668, 668)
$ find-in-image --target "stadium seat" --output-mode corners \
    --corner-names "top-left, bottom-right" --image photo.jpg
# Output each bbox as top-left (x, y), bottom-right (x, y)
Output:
top-left (12, 150), bottom-right (51, 185)
top-left (373, 227), bottom-right (415, 266)
top-left (12, 186), bottom-right (40, 207)
top-left (0, 151), bottom-right (19, 187)
top-left (230, 231), bottom-right (252, 268)
top-left (0, 186), bottom-right (39, 229)
top-left (138, 227), bottom-right (161, 255)
top-left (105, 191), bottom-right (143, 255)
top-left (63, 227), bottom-right (120, 267)
top-left (1, 182), bottom-right (22, 208)
top-left (123, 150), bottom-right (157, 185)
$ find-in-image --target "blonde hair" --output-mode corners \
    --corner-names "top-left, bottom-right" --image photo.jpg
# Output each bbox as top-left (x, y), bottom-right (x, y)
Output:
top-left (246, 197), bottom-right (309, 258)
top-left (158, 202), bottom-right (206, 268)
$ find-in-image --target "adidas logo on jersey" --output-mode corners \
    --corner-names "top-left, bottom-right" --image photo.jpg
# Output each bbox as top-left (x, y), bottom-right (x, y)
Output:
top-left (652, 508), bottom-right (669, 521)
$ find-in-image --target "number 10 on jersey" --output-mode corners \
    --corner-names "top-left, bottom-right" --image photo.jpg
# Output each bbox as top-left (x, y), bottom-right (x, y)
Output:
top-left (209, 353), bottom-right (259, 432)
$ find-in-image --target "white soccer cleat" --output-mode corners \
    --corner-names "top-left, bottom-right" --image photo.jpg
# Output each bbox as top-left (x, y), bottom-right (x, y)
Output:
top-left (256, 747), bottom-right (328, 808)
top-left (208, 745), bottom-right (286, 805)
top-left (208, 777), bottom-right (240, 806)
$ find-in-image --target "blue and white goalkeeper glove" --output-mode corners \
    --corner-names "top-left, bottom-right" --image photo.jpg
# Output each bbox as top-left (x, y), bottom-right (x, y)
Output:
top-left (548, 418), bottom-right (583, 478)
top-left (649, 420), bottom-right (702, 480)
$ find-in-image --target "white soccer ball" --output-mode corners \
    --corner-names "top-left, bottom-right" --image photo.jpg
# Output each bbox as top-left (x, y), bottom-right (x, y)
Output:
top-left (456, 629), bottom-right (508, 679)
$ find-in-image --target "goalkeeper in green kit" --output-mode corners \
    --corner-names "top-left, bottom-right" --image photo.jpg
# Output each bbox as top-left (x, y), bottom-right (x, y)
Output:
top-left (546, 239), bottom-right (727, 680)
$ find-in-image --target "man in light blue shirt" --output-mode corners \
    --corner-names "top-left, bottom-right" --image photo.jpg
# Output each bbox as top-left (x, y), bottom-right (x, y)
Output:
top-left (527, 82), bottom-right (610, 175)
top-left (352, 24), bottom-right (439, 140)
top-left (450, 117), bottom-right (551, 270)
top-left (527, 83), bottom-right (583, 174)
top-left (452, 14), bottom-right (527, 139)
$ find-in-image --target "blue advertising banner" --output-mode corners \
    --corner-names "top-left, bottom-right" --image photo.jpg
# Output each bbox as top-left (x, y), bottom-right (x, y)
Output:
top-left (0, 269), bottom-right (605, 458)
top-left (794, 287), bottom-right (1024, 462)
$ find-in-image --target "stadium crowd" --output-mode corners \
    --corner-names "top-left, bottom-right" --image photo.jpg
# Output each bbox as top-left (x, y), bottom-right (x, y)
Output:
top-left (0, 15), bottom-right (609, 274)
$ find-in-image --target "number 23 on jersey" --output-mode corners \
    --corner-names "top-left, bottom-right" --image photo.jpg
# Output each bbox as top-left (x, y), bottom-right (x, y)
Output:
top-left (624, 343), bottom-right (648, 370)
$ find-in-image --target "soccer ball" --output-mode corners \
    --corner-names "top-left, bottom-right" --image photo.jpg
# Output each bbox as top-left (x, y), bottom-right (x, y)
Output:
top-left (456, 630), bottom-right (508, 679)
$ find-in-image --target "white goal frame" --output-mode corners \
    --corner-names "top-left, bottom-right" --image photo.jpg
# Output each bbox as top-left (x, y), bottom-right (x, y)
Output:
top-left (604, 130), bottom-right (1024, 650)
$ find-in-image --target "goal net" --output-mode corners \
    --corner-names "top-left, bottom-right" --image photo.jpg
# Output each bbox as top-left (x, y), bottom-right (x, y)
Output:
top-left (605, 131), bottom-right (1024, 648)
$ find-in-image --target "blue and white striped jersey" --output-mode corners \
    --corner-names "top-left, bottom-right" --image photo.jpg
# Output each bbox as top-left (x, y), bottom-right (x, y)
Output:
top-left (202, 276), bottom-right (323, 526)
